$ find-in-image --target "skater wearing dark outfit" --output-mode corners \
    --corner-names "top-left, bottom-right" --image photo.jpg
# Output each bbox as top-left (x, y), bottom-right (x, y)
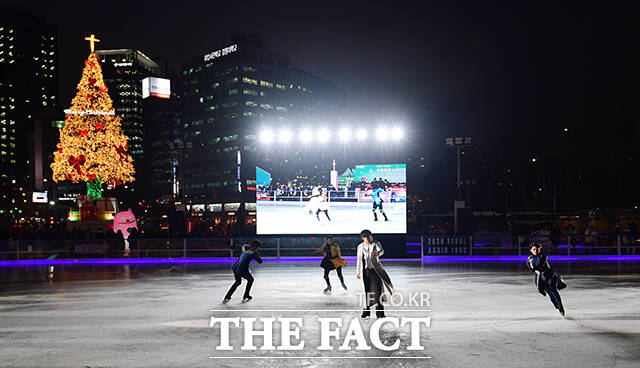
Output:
top-left (315, 236), bottom-right (347, 293)
top-left (366, 186), bottom-right (388, 221)
top-left (356, 230), bottom-right (394, 319)
top-left (224, 240), bottom-right (263, 303)
top-left (526, 242), bottom-right (567, 316)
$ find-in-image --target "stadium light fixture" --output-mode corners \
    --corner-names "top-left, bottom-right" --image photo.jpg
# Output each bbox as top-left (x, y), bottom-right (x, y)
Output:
top-left (391, 126), bottom-right (404, 140)
top-left (356, 128), bottom-right (368, 141)
top-left (318, 128), bottom-right (330, 142)
top-left (338, 127), bottom-right (351, 142)
top-left (279, 129), bottom-right (292, 143)
top-left (260, 129), bottom-right (274, 144)
top-left (299, 129), bottom-right (313, 142)
top-left (375, 127), bottom-right (386, 141)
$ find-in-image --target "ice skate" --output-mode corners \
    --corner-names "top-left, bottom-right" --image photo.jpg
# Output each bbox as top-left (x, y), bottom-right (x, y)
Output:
top-left (323, 286), bottom-right (332, 294)
top-left (559, 308), bottom-right (566, 317)
top-left (361, 309), bottom-right (371, 319)
top-left (341, 283), bottom-right (347, 291)
top-left (222, 298), bottom-right (230, 304)
top-left (242, 296), bottom-right (252, 303)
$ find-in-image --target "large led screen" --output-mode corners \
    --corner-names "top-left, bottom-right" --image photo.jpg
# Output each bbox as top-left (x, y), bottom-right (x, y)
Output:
top-left (256, 162), bottom-right (406, 234)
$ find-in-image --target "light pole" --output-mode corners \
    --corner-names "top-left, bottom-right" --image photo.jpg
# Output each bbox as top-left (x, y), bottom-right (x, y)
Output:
top-left (446, 137), bottom-right (472, 234)
top-left (445, 137), bottom-right (472, 200)
top-left (167, 141), bottom-right (193, 199)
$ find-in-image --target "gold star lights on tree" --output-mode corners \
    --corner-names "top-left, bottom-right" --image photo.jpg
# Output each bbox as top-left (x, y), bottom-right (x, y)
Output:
top-left (51, 35), bottom-right (135, 199)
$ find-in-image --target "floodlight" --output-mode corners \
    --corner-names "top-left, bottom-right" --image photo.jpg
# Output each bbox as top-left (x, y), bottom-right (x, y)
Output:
top-left (338, 127), bottom-right (351, 142)
top-left (391, 126), bottom-right (404, 140)
top-left (356, 128), bottom-right (368, 141)
top-left (299, 129), bottom-right (313, 142)
top-left (279, 129), bottom-right (292, 143)
top-left (260, 129), bottom-right (274, 143)
top-left (318, 128), bottom-right (330, 142)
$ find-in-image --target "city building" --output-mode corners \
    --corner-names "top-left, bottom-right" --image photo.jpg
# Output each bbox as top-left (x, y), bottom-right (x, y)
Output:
top-left (142, 82), bottom-right (182, 201)
top-left (0, 8), bottom-right (58, 215)
top-left (95, 49), bottom-right (163, 185)
top-left (179, 34), bottom-right (345, 234)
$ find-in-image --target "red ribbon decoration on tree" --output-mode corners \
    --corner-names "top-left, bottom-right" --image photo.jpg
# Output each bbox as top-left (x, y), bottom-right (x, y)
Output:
top-left (115, 144), bottom-right (127, 163)
top-left (58, 147), bottom-right (63, 154)
top-left (68, 155), bottom-right (85, 175)
top-left (95, 123), bottom-right (103, 131)
top-left (79, 129), bottom-right (88, 136)
top-left (87, 173), bottom-right (96, 180)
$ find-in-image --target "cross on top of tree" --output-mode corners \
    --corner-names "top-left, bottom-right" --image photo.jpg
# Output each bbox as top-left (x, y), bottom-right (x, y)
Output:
top-left (84, 34), bottom-right (100, 52)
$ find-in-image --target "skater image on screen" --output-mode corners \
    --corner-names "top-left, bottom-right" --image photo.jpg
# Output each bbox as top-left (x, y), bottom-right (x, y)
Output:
top-left (356, 229), bottom-right (394, 318)
top-left (366, 185), bottom-right (388, 222)
top-left (526, 242), bottom-right (567, 316)
top-left (223, 239), bottom-right (263, 303)
top-left (315, 236), bottom-right (348, 294)
top-left (305, 186), bottom-right (331, 222)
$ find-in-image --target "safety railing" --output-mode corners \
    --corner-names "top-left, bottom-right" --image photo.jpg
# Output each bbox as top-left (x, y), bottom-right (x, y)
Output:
top-left (0, 235), bottom-right (365, 261)
top-left (418, 233), bottom-right (640, 256)
top-left (1, 233), bottom-right (638, 261)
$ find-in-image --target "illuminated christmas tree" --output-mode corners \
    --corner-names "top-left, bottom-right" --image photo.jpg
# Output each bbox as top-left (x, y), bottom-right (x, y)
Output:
top-left (51, 35), bottom-right (134, 199)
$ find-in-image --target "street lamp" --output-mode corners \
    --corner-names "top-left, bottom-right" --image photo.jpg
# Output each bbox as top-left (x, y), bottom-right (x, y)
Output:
top-left (167, 141), bottom-right (193, 198)
top-left (445, 137), bottom-right (472, 199)
top-left (446, 136), bottom-right (472, 235)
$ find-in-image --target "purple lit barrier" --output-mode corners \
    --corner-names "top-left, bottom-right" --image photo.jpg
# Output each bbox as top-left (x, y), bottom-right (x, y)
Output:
top-left (0, 256), bottom-right (423, 267)
top-left (422, 255), bottom-right (640, 262)
top-left (1, 255), bottom-right (640, 267)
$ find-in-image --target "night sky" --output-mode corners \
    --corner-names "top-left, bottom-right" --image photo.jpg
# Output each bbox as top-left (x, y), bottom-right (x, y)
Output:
top-left (4, 1), bottom-right (638, 210)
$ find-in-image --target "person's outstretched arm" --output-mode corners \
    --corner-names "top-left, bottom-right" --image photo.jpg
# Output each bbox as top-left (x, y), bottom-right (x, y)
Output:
top-left (254, 252), bottom-right (263, 264)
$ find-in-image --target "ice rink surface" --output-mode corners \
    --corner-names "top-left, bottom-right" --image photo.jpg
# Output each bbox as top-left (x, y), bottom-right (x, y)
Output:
top-left (1, 259), bottom-right (640, 367)
top-left (256, 201), bottom-right (407, 234)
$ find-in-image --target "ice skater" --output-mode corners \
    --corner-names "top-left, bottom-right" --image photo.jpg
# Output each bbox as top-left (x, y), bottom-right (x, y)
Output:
top-left (315, 236), bottom-right (347, 294)
top-left (526, 242), bottom-right (567, 316)
top-left (366, 185), bottom-right (388, 221)
top-left (224, 239), bottom-right (263, 303)
top-left (306, 186), bottom-right (331, 222)
top-left (356, 230), bottom-right (394, 318)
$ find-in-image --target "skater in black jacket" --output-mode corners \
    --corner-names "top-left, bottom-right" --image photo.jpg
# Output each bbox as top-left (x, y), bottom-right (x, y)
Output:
top-left (315, 236), bottom-right (347, 293)
top-left (526, 242), bottom-right (567, 316)
top-left (224, 240), bottom-right (263, 303)
top-left (356, 230), bottom-right (394, 319)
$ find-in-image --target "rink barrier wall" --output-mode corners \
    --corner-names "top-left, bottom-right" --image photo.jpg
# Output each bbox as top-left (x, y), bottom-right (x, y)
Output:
top-left (1, 255), bottom-right (640, 267)
top-left (0, 233), bottom-right (638, 263)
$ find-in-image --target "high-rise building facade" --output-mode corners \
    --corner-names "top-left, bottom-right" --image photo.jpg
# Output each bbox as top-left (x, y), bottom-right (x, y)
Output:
top-left (179, 34), bottom-right (345, 232)
top-left (95, 49), bottom-right (162, 181)
top-left (0, 9), bottom-right (58, 212)
top-left (143, 88), bottom-right (182, 200)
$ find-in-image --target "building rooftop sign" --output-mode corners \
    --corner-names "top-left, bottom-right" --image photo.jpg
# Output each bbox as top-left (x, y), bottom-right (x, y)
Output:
top-left (204, 44), bottom-right (238, 62)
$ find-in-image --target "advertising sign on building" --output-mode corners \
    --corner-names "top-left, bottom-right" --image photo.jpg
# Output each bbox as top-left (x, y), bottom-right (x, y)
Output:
top-left (142, 77), bottom-right (171, 99)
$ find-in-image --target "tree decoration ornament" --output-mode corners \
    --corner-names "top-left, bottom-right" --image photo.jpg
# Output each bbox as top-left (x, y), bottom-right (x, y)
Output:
top-left (51, 35), bottom-right (134, 197)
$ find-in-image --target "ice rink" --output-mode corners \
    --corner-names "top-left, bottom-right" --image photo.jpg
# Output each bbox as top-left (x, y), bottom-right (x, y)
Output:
top-left (256, 201), bottom-right (407, 234)
top-left (1, 258), bottom-right (640, 367)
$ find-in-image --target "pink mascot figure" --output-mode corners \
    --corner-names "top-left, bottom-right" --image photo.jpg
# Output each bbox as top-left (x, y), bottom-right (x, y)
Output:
top-left (112, 210), bottom-right (138, 256)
